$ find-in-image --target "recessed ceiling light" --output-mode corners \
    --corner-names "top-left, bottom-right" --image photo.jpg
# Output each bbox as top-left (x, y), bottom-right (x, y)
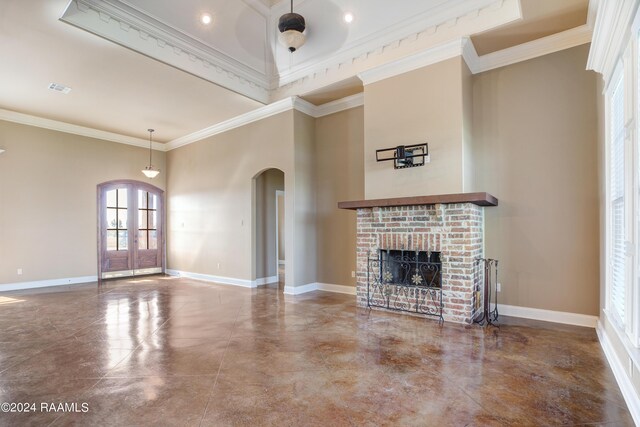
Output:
top-left (200, 13), bottom-right (212, 25)
top-left (344, 12), bottom-right (354, 23)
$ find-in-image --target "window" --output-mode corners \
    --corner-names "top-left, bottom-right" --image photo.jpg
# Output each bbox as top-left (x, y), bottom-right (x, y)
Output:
top-left (106, 188), bottom-right (128, 251)
top-left (137, 190), bottom-right (158, 250)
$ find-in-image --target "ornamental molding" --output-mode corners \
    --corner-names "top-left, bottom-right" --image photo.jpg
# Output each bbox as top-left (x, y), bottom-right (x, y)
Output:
top-left (61, 0), bottom-right (272, 103)
top-left (587, 0), bottom-right (640, 86)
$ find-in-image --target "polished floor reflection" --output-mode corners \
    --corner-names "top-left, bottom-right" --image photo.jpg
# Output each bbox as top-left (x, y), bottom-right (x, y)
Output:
top-left (0, 275), bottom-right (633, 426)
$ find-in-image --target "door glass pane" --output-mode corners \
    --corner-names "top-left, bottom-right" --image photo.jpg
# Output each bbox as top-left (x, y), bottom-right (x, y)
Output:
top-left (138, 231), bottom-right (148, 250)
top-left (138, 190), bottom-right (147, 209)
top-left (107, 208), bottom-right (117, 229)
top-left (149, 230), bottom-right (157, 249)
top-left (106, 190), bottom-right (117, 208)
top-left (118, 209), bottom-right (128, 230)
top-left (118, 189), bottom-right (128, 208)
top-left (118, 231), bottom-right (128, 250)
top-left (106, 230), bottom-right (117, 251)
top-left (149, 193), bottom-right (157, 210)
top-left (148, 211), bottom-right (156, 229)
top-left (138, 210), bottom-right (148, 229)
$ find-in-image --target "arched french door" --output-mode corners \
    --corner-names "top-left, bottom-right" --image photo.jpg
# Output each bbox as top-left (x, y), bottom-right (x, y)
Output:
top-left (97, 180), bottom-right (165, 279)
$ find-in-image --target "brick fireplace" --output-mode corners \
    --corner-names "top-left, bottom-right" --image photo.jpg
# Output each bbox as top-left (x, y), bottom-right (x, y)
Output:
top-left (339, 193), bottom-right (498, 324)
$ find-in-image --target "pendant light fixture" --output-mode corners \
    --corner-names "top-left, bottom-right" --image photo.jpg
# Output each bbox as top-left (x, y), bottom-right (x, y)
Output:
top-left (142, 129), bottom-right (160, 179)
top-left (278, 0), bottom-right (306, 52)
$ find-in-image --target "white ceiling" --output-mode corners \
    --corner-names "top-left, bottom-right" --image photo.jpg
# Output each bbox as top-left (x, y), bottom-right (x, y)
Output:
top-left (0, 0), bottom-right (588, 144)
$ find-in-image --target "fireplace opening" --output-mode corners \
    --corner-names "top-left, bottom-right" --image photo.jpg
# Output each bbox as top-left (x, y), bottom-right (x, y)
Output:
top-left (379, 250), bottom-right (441, 288)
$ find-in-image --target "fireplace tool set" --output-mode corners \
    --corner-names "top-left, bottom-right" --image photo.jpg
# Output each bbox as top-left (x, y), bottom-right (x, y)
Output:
top-left (474, 258), bottom-right (499, 326)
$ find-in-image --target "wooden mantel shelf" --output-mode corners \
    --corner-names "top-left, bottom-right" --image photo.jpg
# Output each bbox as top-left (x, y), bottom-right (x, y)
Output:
top-left (337, 192), bottom-right (498, 210)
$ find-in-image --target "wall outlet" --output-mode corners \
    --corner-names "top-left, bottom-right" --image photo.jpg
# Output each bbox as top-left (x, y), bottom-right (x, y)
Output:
top-left (351, 271), bottom-right (356, 278)
top-left (496, 282), bottom-right (501, 292)
top-left (17, 268), bottom-right (22, 275)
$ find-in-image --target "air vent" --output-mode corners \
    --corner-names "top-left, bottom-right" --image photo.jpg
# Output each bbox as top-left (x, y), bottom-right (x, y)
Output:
top-left (48, 83), bottom-right (72, 94)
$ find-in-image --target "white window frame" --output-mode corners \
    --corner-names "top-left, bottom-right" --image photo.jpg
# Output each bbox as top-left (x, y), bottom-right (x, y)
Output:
top-left (606, 16), bottom-right (640, 347)
top-left (606, 62), bottom-right (629, 332)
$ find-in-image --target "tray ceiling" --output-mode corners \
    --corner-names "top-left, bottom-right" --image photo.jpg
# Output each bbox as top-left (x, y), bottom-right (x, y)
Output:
top-left (0, 0), bottom-right (589, 144)
top-left (61, 0), bottom-right (523, 103)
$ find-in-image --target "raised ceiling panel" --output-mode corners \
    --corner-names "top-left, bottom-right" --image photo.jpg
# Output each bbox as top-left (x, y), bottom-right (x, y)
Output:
top-left (61, 0), bottom-right (271, 103)
top-left (272, 0), bottom-right (452, 70)
top-left (121, 0), bottom-right (270, 75)
top-left (270, 0), bottom-right (516, 86)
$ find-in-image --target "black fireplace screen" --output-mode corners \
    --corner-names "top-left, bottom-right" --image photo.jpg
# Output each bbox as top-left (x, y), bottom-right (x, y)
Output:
top-left (367, 250), bottom-right (443, 320)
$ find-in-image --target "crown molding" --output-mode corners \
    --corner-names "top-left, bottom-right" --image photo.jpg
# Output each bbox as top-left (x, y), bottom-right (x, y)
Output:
top-left (292, 97), bottom-right (318, 118)
top-left (0, 108), bottom-right (163, 151)
top-left (165, 93), bottom-right (365, 150)
top-left (465, 24), bottom-right (593, 75)
top-left (587, 0), bottom-right (640, 84)
top-left (357, 38), bottom-right (467, 86)
top-left (313, 93), bottom-right (364, 118)
top-left (165, 97), bottom-right (296, 150)
top-left (61, 0), bottom-right (271, 103)
top-left (0, 91), bottom-right (364, 153)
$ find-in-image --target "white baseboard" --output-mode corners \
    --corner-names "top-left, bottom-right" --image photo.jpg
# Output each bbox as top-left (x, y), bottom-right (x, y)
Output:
top-left (0, 275), bottom-right (98, 292)
top-left (597, 321), bottom-right (640, 425)
top-left (166, 269), bottom-right (260, 288)
top-left (498, 304), bottom-right (598, 328)
top-left (317, 283), bottom-right (357, 295)
top-left (283, 283), bottom-right (318, 295)
top-left (254, 276), bottom-right (278, 286)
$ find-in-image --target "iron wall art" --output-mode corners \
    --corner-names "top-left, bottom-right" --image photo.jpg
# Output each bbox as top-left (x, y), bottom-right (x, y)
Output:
top-left (376, 143), bottom-right (429, 169)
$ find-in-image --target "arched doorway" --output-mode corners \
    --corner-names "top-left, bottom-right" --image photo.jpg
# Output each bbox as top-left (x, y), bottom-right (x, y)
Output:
top-left (252, 168), bottom-right (285, 288)
top-left (97, 180), bottom-right (165, 279)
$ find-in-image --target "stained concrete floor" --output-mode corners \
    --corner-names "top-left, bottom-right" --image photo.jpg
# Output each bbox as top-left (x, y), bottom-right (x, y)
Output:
top-left (0, 275), bottom-right (633, 426)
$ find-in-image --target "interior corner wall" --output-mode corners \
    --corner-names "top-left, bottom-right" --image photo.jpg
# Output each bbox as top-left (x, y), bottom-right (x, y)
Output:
top-left (255, 168), bottom-right (284, 280)
top-left (292, 110), bottom-right (317, 287)
top-left (363, 56), bottom-right (465, 199)
top-left (471, 44), bottom-right (599, 316)
top-left (166, 111), bottom-right (295, 284)
top-left (315, 106), bottom-right (364, 287)
top-left (597, 74), bottom-right (606, 316)
top-left (461, 59), bottom-right (474, 192)
top-left (0, 120), bottom-right (166, 287)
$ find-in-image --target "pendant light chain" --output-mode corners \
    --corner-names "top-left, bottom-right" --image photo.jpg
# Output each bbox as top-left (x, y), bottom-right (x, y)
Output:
top-left (148, 129), bottom-right (154, 166)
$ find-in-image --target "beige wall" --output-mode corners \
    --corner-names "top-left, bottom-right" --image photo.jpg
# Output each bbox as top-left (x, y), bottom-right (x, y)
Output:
top-left (597, 75), bottom-right (606, 315)
top-left (315, 106), bottom-right (364, 287)
top-left (166, 111), bottom-right (296, 284)
top-left (363, 57), bottom-right (466, 199)
top-left (292, 111), bottom-right (317, 286)
top-left (471, 44), bottom-right (599, 315)
top-left (0, 120), bottom-right (166, 287)
top-left (461, 59), bottom-right (475, 192)
top-left (278, 193), bottom-right (285, 261)
top-left (255, 168), bottom-right (284, 279)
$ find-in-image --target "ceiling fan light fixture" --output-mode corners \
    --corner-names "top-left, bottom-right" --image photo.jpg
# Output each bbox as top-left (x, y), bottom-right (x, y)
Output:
top-left (278, 1), bottom-right (306, 52)
top-left (278, 29), bottom-right (306, 53)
